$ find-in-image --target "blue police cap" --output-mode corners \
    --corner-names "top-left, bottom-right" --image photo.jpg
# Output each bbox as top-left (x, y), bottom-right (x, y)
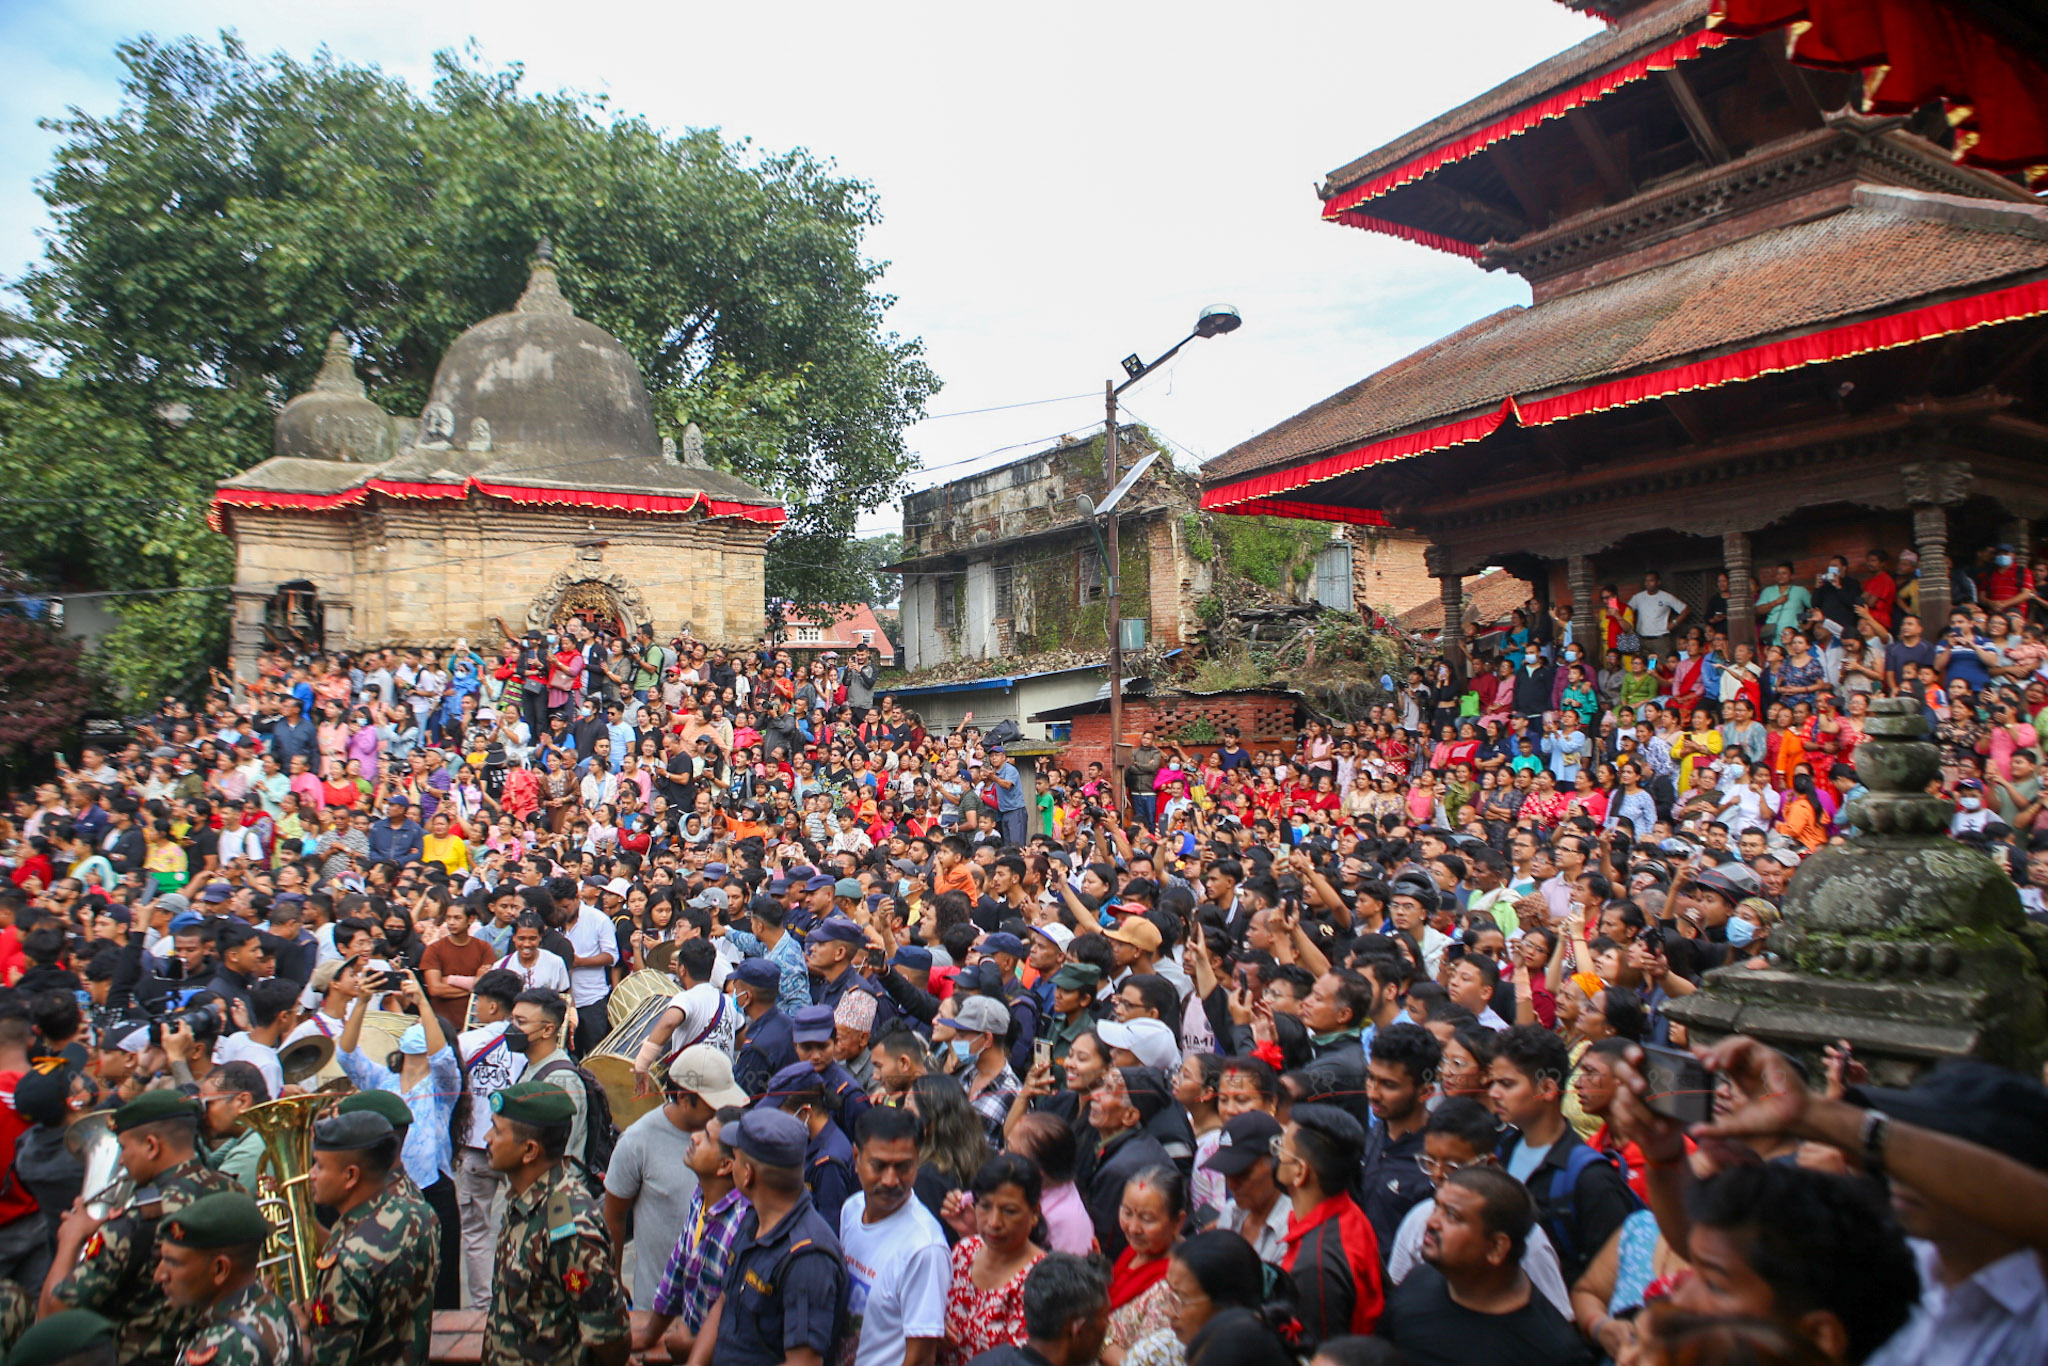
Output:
top-left (732, 1108), bottom-right (810, 1167)
top-left (791, 1004), bottom-right (836, 1044)
top-left (733, 958), bottom-right (781, 991)
top-left (803, 874), bottom-right (838, 892)
top-left (891, 946), bottom-right (933, 972)
top-left (981, 933), bottom-right (1027, 958)
top-left (810, 918), bottom-right (867, 947)
top-left (761, 1062), bottom-right (827, 1103)
top-left (704, 862), bottom-right (729, 879)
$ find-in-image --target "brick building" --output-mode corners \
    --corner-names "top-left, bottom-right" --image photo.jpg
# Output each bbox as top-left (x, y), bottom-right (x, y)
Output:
top-left (1033, 687), bottom-right (1310, 775)
top-left (890, 430), bottom-right (1429, 673)
top-left (210, 247), bottom-right (784, 673)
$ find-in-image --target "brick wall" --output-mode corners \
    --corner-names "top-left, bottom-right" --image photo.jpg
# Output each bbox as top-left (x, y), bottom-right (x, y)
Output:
top-left (1355, 529), bottom-right (1437, 615)
top-left (1053, 692), bottom-right (1300, 774)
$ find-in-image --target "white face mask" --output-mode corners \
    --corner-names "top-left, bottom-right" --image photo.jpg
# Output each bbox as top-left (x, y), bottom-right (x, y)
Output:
top-left (1960, 796), bottom-right (1983, 811)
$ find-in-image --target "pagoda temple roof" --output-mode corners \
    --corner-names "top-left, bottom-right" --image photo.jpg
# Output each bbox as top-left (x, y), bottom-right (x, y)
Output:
top-left (1202, 187), bottom-right (2048, 509)
top-left (1321, 0), bottom-right (1706, 205)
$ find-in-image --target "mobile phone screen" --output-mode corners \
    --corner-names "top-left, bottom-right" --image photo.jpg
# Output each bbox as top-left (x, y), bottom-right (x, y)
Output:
top-left (1637, 1043), bottom-right (1714, 1128)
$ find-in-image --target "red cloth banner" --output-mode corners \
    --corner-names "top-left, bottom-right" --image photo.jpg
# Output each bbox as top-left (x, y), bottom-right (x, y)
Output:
top-left (212, 478), bottom-right (786, 524)
top-left (1714, 0), bottom-right (2048, 173)
top-left (1321, 29), bottom-right (1732, 225)
top-left (1201, 400), bottom-right (1517, 511)
top-left (1321, 212), bottom-right (1485, 258)
top-left (1518, 275), bottom-right (2048, 424)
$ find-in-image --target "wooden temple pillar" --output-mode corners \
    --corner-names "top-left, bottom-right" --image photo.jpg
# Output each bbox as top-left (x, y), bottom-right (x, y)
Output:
top-left (2005, 516), bottom-right (2034, 586)
top-left (1904, 462), bottom-right (1971, 632)
top-left (1427, 544), bottom-right (1466, 685)
top-left (1723, 531), bottom-right (1757, 651)
top-left (1568, 554), bottom-right (1599, 656)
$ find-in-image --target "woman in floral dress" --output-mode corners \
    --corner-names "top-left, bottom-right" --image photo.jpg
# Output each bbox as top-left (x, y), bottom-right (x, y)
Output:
top-left (938, 1155), bottom-right (1046, 1366)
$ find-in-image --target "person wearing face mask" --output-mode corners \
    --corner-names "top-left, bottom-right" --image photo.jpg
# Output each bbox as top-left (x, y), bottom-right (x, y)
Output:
top-left (1511, 648), bottom-right (1556, 724)
top-left (1979, 542), bottom-right (2036, 616)
top-left (935, 995), bottom-right (1018, 1147)
top-left (1951, 778), bottom-right (1996, 836)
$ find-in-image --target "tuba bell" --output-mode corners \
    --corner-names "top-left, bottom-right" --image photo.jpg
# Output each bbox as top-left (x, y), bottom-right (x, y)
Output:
top-left (239, 1092), bottom-right (336, 1304)
top-left (64, 1112), bottom-right (132, 1220)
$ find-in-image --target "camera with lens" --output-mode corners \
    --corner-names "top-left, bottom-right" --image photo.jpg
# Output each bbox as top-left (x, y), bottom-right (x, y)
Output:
top-left (148, 994), bottom-right (225, 1048)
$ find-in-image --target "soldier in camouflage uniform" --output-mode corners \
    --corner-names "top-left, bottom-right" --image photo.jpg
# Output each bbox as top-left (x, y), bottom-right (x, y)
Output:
top-left (297, 1111), bottom-right (437, 1366)
top-left (44, 1090), bottom-right (238, 1365)
top-left (483, 1081), bottom-right (630, 1366)
top-left (154, 1191), bottom-right (304, 1366)
top-left (0, 1276), bottom-right (31, 1354)
top-left (332, 1090), bottom-right (423, 1203)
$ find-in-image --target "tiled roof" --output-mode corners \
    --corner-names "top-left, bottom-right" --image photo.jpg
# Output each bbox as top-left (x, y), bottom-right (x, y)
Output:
top-left (1398, 569), bottom-right (1534, 632)
top-left (1203, 190), bottom-right (2048, 484)
top-left (1321, 0), bottom-right (1710, 199)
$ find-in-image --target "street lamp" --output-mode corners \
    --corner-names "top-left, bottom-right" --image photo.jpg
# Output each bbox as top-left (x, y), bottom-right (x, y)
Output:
top-left (1082, 305), bottom-right (1243, 823)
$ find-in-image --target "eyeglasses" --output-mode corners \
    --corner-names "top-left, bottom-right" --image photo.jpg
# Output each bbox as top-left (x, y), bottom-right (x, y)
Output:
top-left (1419, 1154), bottom-right (1481, 1183)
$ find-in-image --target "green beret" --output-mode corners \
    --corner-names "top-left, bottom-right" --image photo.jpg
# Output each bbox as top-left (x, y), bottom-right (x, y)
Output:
top-left (112, 1090), bottom-right (198, 1134)
top-left (1051, 963), bottom-right (1104, 991)
top-left (5, 1310), bottom-right (116, 1366)
top-left (312, 1111), bottom-right (395, 1152)
top-left (160, 1191), bottom-right (272, 1251)
top-left (337, 1090), bottom-right (414, 1131)
top-left (491, 1081), bottom-right (576, 1126)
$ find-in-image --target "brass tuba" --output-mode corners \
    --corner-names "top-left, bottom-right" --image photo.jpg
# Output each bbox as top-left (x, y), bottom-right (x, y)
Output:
top-left (64, 1112), bottom-right (131, 1220)
top-left (240, 1093), bottom-right (334, 1304)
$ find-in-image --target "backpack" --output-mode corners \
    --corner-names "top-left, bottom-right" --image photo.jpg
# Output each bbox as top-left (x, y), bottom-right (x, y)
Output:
top-left (1544, 1142), bottom-right (1644, 1273)
top-left (530, 1053), bottom-right (617, 1198)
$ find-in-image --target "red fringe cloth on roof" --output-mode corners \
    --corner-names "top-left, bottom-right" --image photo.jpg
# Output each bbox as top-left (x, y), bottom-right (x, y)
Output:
top-left (1714, 0), bottom-right (2048, 173)
top-left (1321, 213), bottom-right (1485, 258)
top-left (1201, 401), bottom-right (1516, 512)
top-left (210, 478), bottom-right (786, 525)
top-left (1206, 277), bottom-right (2048, 521)
top-left (1518, 275), bottom-right (2048, 424)
top-left (1321, 29), bottom-right (1732, 226)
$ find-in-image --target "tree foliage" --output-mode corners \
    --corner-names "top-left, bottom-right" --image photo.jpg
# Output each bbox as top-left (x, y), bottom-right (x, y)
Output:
top-left (0, 617), bottom-right (91, 768)
top-left (1, 34), bottom-right (936, 700)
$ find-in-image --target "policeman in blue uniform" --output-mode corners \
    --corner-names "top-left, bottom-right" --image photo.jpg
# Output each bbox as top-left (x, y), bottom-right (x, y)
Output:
top-left (787, 874), bottom-right (835, 941)
top-left (760, 1062), bottom-right (857, 1234)
top-left (731, 958), bottom-right (797, 1097)
top-left (804, 918), bottom-right (896, 1039)
top-left (704, 1109), bottom-right (849, 1366)
top-left (788, 1003), bottom-right (873, 1142)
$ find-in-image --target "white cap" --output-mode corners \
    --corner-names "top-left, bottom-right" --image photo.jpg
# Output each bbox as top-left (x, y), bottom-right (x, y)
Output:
top-left (605, 877), bottom-right (631, 897)
top-left (1031, 923), bottom-right (1075, 952)
top-left (1096, 1018), bottom-right (1180, 1072)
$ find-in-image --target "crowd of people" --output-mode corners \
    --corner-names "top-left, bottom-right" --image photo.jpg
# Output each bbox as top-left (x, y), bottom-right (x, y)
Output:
top-left (0, 547), bottom-right (2044, 1366)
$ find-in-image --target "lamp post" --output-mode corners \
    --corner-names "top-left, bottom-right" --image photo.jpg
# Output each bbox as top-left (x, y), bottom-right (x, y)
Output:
top-left (1081, 304), bottom-right (1242, 824)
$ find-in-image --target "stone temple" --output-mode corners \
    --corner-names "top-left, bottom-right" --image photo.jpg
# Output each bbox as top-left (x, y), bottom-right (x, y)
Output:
top-left (210, 246), bottom-right (784, 671)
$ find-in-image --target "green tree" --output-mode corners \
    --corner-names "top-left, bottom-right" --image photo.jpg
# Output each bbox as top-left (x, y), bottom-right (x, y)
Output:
top-left (2, 35), bottom-right (936, 701)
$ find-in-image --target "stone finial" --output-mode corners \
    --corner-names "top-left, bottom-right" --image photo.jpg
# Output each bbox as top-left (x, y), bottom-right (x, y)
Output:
top-left (660, 435), bottom-right (679, 465)
top-left (469, 416), bottom-right (493, 453)
top-left (312, 331), bottom-right (368, 398)
top-left (516, 241), bottom-right (575, 318)
top-left (681, 422), bottom-right (710, 469)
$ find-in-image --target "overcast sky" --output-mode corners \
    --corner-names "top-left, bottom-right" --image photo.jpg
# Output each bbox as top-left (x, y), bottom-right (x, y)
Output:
top-left (0, 0), bottom-right (1597, 536)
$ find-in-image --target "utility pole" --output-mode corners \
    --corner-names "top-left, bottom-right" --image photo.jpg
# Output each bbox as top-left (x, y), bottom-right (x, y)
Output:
top-left (1104, 381), bottom-right (1126, 826)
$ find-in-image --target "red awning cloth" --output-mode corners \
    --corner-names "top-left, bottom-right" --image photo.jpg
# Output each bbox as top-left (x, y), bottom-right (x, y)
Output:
top-left (210, 478), bottom-right (787, 525)
top-left (1201, 401), bottom-right (1517, 512)
top-left (1518, 273), bottom-right (2048, 424)
top-left (1713, 0), bottom-right (2048, 173)
top-left (1204, 274), bottom-right (2048, 521)
top-left (1321, 29), bottom-right (1732, 227)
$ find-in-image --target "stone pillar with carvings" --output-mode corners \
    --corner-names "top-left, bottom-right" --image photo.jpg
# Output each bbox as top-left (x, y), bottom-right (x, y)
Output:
top-left (1664, 697), bottom-right (2048, 1081)
top-left (1903, 461), bottom-right (1969, 633)
top-left (1567, 554), bottom-right (1598, 656)
top-left (1426, 545), bottom-right (1465, 684)
top-left (1722, 531), bottom-right (1756, 651)
top-left (229, 588), bottom-right (269, 682)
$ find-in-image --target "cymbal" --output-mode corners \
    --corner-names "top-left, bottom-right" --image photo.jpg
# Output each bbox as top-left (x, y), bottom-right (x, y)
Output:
top-left (279, 1034), bottom-right (335, 1085)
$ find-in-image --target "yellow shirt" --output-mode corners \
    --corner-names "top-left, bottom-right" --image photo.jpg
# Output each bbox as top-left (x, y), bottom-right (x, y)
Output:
top-left (422, 832), bottom-right (471, 874)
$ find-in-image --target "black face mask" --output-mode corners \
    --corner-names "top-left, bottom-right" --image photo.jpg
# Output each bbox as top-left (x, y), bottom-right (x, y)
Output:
top-left (502, 1025), bottom-right (531, 1055)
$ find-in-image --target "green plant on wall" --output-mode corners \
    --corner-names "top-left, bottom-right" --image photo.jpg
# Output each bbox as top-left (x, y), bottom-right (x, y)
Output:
top-left (1211, 515), bottom-right (1328, 590)
top-left (1175, 716), bottom-right (1220, 745)
top-left (1181, 513), bottom-right (1215, 563)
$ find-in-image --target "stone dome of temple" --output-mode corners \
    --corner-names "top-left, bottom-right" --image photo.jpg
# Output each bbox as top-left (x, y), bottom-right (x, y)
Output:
top-left (274, 332), bottom-right (394, 463)
top-left (415, 244), bottom-right (661, 471)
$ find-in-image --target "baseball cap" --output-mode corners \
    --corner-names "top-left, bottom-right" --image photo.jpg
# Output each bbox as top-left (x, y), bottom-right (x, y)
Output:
top-left (604, 878), bottom-right (631, 898)
top-left (688, 887), bottom-right (729, 911)
top-left (1030, 924), bottom-right (1074, 953)
top-left (703, 862), bottom-right (729, 879)
top-left (1201, 1112), bottom-right (1285, 1175)
top-left (669, 1045), bottom-right (751, 1109)
top-left (981, 932), bottom-right (1026, 959)
top-left (833, 878), bottom-right (863, 899)
top-left (1097, 1018), bottom-right (1180, 1071)
top-left (1115, 1065), bottom-right (1171, 1123)
top-left (943, 996), bottom-right (1011, 1037)
top-left (1106, 918), bottom-right (1162, 954)
top-left (198, 883), bottom-right (234, 904)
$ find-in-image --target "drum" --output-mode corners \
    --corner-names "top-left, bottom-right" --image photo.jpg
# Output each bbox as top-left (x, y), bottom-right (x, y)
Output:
top-left (583, 992), bottom-right (680, 1131)
top-left (608, 968), bottom-right (678, 1029)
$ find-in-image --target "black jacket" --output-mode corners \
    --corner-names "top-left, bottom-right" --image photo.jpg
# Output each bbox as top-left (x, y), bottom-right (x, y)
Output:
top-left (1500, 1126), bottom-right (1637, 1285)
top-left (1086, 1126), bottom-right (1170, 1260)
top-left (1357, 1121), bottom-right (1434, 1255)
top-left (1300, 1033), bottom-right (1375, 1134)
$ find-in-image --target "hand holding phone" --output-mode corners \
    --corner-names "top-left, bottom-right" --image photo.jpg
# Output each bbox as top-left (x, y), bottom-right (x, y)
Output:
top-left (1637, 1042), bottom-right (1715, 1127)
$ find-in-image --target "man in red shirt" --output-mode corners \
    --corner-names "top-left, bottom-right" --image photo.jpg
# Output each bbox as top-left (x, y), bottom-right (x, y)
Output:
top-left (1276, 1102), bottom-right (1384, 1342)
top-left (0, 1016), bottom-right (46, 1292)
top-left (1980, 542), bottom-right (2036, 616)
top-left (1861, 548), bottom-right (1898, 632)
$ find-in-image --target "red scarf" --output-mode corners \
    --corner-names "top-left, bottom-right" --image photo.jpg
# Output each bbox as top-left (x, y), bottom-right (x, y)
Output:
top-left (1108, 1245), bottom-right (1169, 1311)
